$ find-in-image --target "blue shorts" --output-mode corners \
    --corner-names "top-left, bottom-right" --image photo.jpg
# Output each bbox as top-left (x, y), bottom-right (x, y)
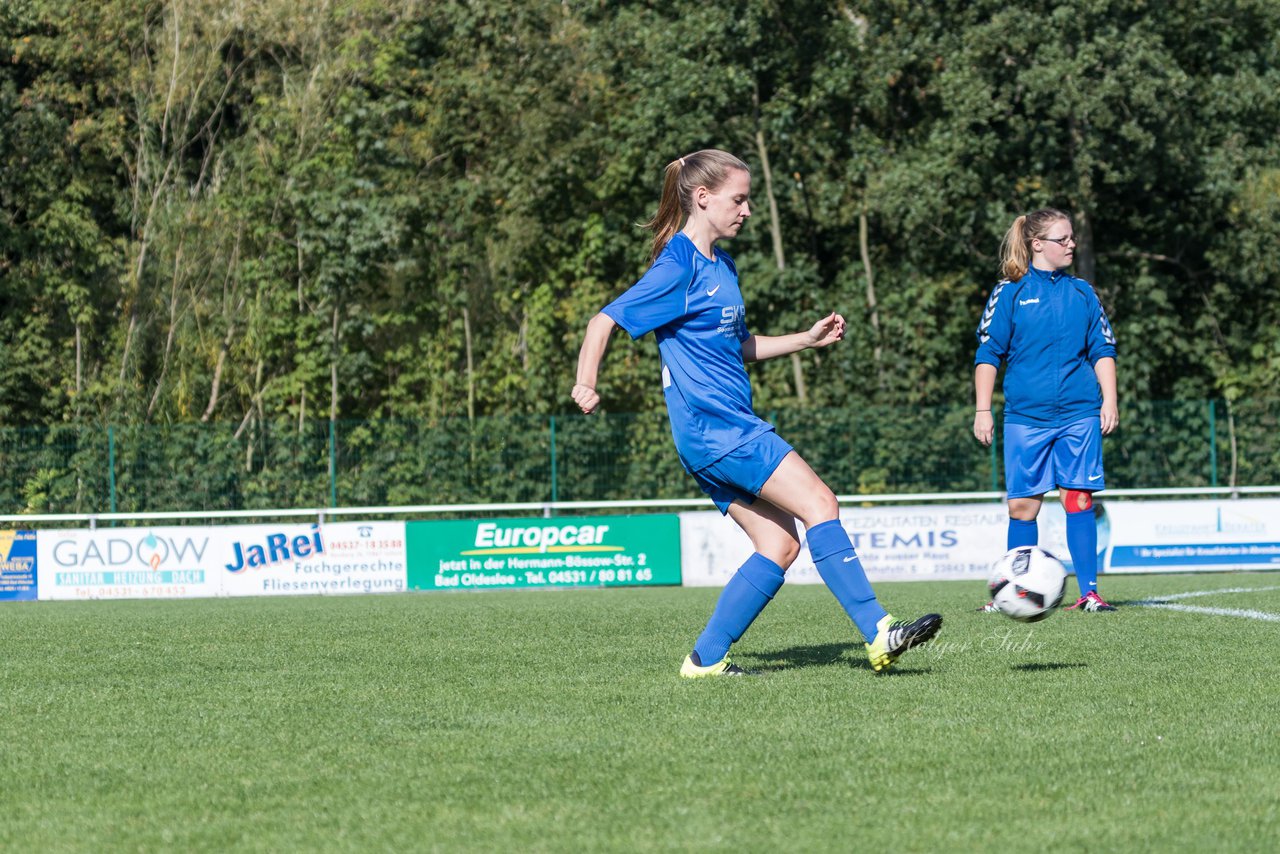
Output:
top-left (691, 430), bottom-right (795, 514)
top-left (1004, 417), bottom-right (1105, 498)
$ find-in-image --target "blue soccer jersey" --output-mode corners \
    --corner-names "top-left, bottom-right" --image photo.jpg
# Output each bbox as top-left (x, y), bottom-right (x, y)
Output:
top-left (602, 233), bottom-right (771, 471)
top-left (975, 266), bottom-right (1117, 427)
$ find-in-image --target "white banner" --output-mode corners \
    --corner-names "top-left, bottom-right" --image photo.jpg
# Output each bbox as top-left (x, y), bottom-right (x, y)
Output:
top-left (217, 521), bottom-right (407, 596)
top-left (38, 526), bottom-right (222, 600)
top-left (37, 522), bottom-right (406, 600)
top-left (680, 503), bottom-right (1008, 586)
top-left (1102, 499), bottom-right (1280, 573)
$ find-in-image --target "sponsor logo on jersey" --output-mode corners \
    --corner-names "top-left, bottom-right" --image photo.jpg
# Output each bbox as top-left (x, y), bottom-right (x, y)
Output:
top-left (717, 304), bottom-right (745, 338)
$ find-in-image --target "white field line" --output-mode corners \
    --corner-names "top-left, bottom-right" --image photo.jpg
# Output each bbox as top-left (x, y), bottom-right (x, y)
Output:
top-left (1139, 604), bottom-right (1280, 622)
top-left (1130, 586), bottom-right (1280, 622)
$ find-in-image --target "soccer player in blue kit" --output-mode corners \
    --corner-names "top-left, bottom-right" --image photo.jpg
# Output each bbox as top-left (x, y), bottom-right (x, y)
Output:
top-left (572, 149), bottom-right (942, 676)
top-left (973, 208), bottom-right (1119, 612)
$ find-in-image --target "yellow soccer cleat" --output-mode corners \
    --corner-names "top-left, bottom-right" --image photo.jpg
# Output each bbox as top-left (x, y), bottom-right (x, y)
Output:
top-left (679, 651), bottom-right (750, 678)
top-left (865, 613), bottom-right (943, 673)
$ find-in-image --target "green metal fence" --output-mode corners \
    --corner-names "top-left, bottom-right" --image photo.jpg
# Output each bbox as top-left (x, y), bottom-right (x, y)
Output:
top-left (1, 399), bottom-right (1275, 515)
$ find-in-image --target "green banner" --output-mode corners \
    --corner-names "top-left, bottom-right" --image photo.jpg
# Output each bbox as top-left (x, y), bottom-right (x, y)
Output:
top-left (406, 515), bottom-right (681, 591)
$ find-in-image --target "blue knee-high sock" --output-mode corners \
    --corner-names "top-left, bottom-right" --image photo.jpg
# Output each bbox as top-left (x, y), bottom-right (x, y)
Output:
top-left (806, 519), bottom-right (887, 642)
top-left (1066, 509), bottom-right (1098, 597)
top-left (1008, 518), bottom-right (1038, 550)
top-left (692, 553), bottom-right (785, 665)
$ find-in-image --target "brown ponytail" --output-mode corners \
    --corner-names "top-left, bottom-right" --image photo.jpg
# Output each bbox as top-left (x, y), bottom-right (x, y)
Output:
top-left (641, 149), bottom-right (750, 263)
top-left (999, 208), bottom-right (1071, 279)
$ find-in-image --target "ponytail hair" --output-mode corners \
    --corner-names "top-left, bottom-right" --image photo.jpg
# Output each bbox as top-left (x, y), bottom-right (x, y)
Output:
top-left (642, 149), bottom-right (750, 263)
top-left (999, 208), bottom-right (1071, 279)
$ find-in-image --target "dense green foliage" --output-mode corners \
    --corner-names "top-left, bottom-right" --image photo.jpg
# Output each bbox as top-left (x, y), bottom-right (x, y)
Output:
top-left (3, 1), bottom-right (1279, 508)
top-left (1, 576), bottom-right (1278, 849)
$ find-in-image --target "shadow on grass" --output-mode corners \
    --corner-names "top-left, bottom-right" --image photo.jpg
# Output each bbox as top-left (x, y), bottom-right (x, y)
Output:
top-left (747, 642), bottom-right (854, 671)
top-left (745, 643), bottom-right (934, 675)
top-left (1010, 662), bottom-right (1088, 672)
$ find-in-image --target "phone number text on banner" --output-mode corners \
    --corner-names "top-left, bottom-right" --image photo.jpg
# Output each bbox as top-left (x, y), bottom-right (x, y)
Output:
top-left (406, 515), bottom-right (681, 591)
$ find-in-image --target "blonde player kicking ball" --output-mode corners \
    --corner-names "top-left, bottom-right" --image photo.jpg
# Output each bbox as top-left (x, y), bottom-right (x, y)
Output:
top-left (572, 149), bottom-right (942, 676)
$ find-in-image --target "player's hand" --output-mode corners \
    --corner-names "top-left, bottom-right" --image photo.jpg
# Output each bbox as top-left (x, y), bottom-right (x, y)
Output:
top-left (1100, 401), bottom-right (1119, 435)
top-left (807, 312), bottom-right (846, 349)
top-left (572, 383), bottom-right (600, 415)
top-left (974, 411), bottom-right (994, 447)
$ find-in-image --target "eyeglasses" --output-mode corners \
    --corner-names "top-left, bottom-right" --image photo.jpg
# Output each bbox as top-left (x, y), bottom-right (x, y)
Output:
top-left (1039, 235), bottom-right (1076, 246)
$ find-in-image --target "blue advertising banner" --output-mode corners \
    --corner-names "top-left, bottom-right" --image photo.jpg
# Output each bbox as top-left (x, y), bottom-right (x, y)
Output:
top-left (0, 530), bottom-right (38, 601)
top-left (1109, 543), bottom-right (1280, 567)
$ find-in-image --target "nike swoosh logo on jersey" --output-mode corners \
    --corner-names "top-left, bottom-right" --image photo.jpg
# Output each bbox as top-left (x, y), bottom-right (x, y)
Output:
top-left (1088, 474), bottom-right (1102, 481)
top-left (706, 285), bottom-right (721, 297)
top-left (843, 556), bottom-right (857, 562)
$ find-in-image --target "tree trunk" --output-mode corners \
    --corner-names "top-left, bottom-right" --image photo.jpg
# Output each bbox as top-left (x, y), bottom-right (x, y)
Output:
top-left (859, 210), bottom-right (884, 391)
top-left (754, 125), bottom-right (807, 405)
top-left (757, 129), bottom-right (786, 271)
top-left (463, 306), bottom-right (475, 423)
top-left (118, 312), bottom-right (137, 386)
top-left (1075, 207), bottom-right (1096, 285)
top-left (1068, 116), bottom-right (1098, 285)
top-left (239, 360), bottom-right (264, 471)
top-left (120, 1), bottom-right (228, 394)
top-left (202, 315), bottom-right (239, 422)
top-left (202, 355), bottom-right (227, 417)
top-left (147, 242), bottom-right (185, 419)
top-left (297, 238), bottom-right (305, 311)
top-left (74, 324), bottom-right (82, 396)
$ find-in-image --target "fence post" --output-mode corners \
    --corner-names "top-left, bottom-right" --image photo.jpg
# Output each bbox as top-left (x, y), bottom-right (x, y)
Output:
top-left (108, 425), bottom-right (117, 515)
top-left (328, 420), bottom-right (337, 508)
top-left (1208, 399), bottom-right (1218, 487)
top-left (549, 416), bottom-right (558, 505)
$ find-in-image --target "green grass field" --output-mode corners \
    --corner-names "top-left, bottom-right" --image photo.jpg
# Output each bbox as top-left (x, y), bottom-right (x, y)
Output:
top-left (2, 572), bottom-right (1277, 852)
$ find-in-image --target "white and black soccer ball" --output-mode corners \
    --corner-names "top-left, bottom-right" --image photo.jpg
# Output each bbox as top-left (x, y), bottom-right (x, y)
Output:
top-left (987, 546), bottom-right (1067, 622)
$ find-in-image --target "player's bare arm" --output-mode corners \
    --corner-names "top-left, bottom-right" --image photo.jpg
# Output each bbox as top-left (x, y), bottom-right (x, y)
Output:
top-left (742, 312), bottom-right (845, 363)
top-left (1095, 356), bottom-right (1119, 435)
top-left (973, 363), bottom-right (998, 446)
top-left (573, 312), bottom-right (617, 414)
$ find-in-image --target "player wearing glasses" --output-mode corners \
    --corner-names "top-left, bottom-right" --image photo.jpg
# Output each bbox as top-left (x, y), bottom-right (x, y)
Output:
top-left (973, 208), bottom-right (1120, 612)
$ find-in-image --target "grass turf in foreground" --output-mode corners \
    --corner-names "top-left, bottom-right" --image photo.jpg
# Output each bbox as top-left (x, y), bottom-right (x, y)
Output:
top-left (0, 572), bottom-right (1277, 852)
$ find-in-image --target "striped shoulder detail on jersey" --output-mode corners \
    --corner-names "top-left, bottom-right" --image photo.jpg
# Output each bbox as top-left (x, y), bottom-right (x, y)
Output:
top-left (977, 279), bottom-right (1013, 343)
top-left (1072, 278), bottom-right (1117, 348)
top-left (1099, 305), bottom-right (1116, 347)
